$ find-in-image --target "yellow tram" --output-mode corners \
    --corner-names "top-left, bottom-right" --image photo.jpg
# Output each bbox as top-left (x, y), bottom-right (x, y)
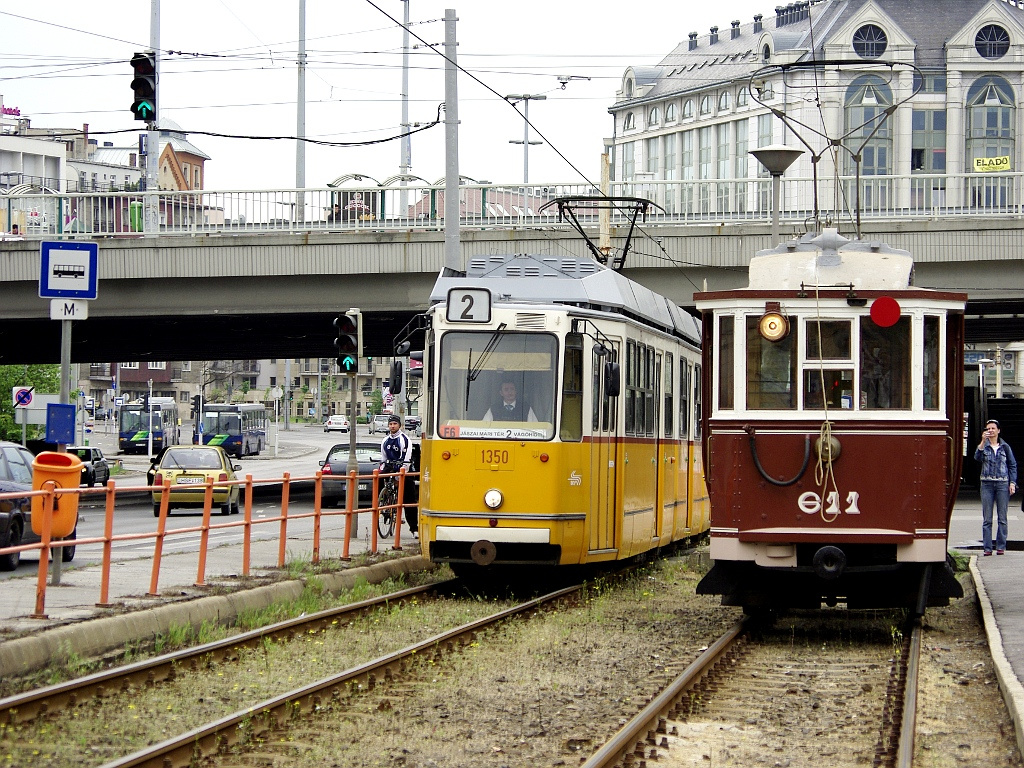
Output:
top-left (395, 248), bottom-right (709, 575)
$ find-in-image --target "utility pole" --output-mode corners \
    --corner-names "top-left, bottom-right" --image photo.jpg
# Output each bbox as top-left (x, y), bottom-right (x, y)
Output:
top-left (145, 0), bottom-right (160, 233)
top-left (399, 0), bottom-right (412, 215)
top-left (506, 94), bottom-right (546, 184)
top-left (295, 0), bottom-right (307, 224)
top-left (284, 359), bottom-right (291, 430)
top-left (443, 8), bottom-right (461, 275)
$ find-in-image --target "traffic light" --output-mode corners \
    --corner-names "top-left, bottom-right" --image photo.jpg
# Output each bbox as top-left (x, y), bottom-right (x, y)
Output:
top-left (333, 310), bottom-right (362, 373)
top-left (130, 52), bottom-right (157, 122)
top-left (191, 394), bottom-right (202, 418)
top-left (142, 393), bottom-right (150, 412)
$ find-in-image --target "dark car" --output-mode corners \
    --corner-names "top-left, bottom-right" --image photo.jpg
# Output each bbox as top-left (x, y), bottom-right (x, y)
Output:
top-left (68, 446), bottom-right (110, 487)
top-left (318, 442), bottom-right (384, 509)
top-left (404, 416), bottom-right (421, 431)
top-left (0, 441), bottom-right (77, 570)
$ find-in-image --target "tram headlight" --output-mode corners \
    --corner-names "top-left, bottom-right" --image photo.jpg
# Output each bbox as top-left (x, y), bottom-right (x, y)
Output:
top-left (758, 310), bottom-right (790, 342)
top-left (484, 489), bottom-right (503, 510)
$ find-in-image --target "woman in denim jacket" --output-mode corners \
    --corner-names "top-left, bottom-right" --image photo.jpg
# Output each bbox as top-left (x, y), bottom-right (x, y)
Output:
top-left (975, 419), bottom-right (1018, 555)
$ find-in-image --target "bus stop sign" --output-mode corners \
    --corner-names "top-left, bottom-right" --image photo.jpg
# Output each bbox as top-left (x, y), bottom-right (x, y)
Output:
top-left (39, 241), bottom-right (99, 300)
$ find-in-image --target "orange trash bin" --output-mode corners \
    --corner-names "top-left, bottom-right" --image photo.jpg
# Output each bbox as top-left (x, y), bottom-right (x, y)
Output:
top-left (31, 451), bottom-right (83, 538)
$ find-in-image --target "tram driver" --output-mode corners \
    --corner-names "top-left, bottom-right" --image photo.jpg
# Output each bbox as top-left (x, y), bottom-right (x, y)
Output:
top-left (483, 377), bottom-right (537, 422)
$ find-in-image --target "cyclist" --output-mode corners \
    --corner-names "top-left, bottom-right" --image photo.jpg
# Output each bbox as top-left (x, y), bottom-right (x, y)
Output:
top-left (380, 414), bottom-right (417, 534)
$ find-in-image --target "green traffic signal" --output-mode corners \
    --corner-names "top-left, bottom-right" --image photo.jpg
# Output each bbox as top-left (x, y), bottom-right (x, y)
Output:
top-left (339, 354), bottom-right (358, 372)
top-left (130, 52), bottom-right (157, 122)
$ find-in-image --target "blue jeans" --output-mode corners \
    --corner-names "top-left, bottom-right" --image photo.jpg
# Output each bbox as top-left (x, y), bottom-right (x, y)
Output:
top-left (981, 480), bottom-right (1010, 552)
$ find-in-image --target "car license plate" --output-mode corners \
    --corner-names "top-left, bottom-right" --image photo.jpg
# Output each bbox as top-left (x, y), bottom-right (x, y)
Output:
top-left (176, 476), bottom-right (204, 485)
top-left (358, 482), bottom-right (368, 491)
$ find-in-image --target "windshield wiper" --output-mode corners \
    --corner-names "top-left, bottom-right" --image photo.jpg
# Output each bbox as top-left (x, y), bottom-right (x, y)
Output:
top-left (465, 323), bottom-right (507, 412)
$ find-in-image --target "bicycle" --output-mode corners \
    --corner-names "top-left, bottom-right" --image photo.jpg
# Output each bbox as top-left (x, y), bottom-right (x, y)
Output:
top-left (377, 466), bottom-right (400, 538)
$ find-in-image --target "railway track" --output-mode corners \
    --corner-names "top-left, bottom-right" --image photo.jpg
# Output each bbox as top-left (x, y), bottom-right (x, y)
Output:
top-left (0, 581), bottom-right (451, 726)
top-left (0, 579), bottom-right (584, 768)
top-left (584, 613), bottom-right (923, 768)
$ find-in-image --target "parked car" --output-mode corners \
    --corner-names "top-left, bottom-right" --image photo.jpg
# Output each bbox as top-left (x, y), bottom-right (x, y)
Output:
top-left (323, 415), bottom-right (350, 433)
top-left (150, 446), bottom-right (242, 517)
top-left (318, 442), bottom-right (384, 509)
top-left (368, 414), bottom-right (390, 434)
top-left (404, 416), bottom-right (421, 431)
top-left (68, 446), bottom-right (110, 487)
top-left (0, 441), bottom-right (77, 569)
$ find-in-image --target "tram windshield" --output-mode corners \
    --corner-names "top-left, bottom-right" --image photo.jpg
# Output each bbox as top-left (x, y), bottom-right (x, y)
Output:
top-left (437, 331), bottom-right (557, 440)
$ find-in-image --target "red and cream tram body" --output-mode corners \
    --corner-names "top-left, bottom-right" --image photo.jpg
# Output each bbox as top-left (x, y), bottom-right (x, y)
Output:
top-left (695, 230), bottom-right (966, 611)
top-left (410, 252), bottom-right (708, 575)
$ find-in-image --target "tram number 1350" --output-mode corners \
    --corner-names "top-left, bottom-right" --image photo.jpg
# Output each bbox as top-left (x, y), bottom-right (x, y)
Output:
top-left (481, 449), bottom-right (511, 465)
top-left (797, 491), bottom-right (862, 516)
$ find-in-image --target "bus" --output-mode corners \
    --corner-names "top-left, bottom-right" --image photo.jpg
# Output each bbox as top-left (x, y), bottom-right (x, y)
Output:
top-left (201, 403), bottom-right (269, 457)
top-left (118, 396), bottom-right (180, 455)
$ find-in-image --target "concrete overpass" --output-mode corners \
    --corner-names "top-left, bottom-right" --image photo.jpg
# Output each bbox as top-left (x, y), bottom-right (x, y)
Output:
top-left (1, 217), bottom-right (1023, 363)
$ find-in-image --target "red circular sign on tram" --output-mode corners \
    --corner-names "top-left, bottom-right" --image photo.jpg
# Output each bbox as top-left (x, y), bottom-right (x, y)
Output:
top-left (870, 296), bottom-right (901, 327)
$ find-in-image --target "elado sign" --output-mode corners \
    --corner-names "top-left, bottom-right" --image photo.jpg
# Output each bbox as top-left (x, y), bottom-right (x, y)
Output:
top-left (974, 155), bottom-right (1011, 173)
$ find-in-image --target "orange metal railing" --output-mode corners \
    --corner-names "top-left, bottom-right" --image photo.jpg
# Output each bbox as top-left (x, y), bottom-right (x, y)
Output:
top-left (0, 466), bottom-right (419, 619)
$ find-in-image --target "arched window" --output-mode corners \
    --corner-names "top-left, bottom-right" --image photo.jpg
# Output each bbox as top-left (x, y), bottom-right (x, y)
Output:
top-left (966, 75), bottom-right (1015, 167)
top-left (852, 24), bottom-right (888, 59)
top-left (736, 87), bottom-right (748, 107)
top-left (665, 102), bottom-right (677, 122)
top-left (976, 25), bottom-right (1010, 60)
top-left (648, 106), bottom-right (660, 126)
top-left (762, 44), bottom-right (771, 62)
top-left (624, 112), bottom-right (636, 130)
top-left (718, 91), bottom-right (731, 111)
top-left (844, 75), bottom-right (893, 176)
top-left (682, 99), bottom-right (694, 119)
top-left (624, 78), bottom-right (634, 98)
top-left (699, 95), bottom-right (712, 115)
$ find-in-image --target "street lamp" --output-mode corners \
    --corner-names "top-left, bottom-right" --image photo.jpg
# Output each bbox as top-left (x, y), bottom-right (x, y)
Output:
top-left (506, 94), bottom-right (546, 184)
top-left (749, 144), bottom-right (804, 246)
top-left (979, 357), bottom-right (995, 395)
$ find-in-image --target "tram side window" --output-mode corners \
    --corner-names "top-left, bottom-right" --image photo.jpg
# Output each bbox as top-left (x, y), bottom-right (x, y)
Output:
top-left (625, 341), bottom-right (637, 435)
top-left (860, 316), bottom-right (911, 409)
top-left (560, 333), bottom-right (584, 442)
top-left (746, 317), bottom-right (797, 409)
top-left (694, 363), bottom-right (703, 439)
top-left (923, 316), bottom-right (940, 410)
top-left (718, 316), bottom-right (735, 409)
top-left (679, 359), bottom-right (690, 439)
top-left (664, 352), bottom-right (674, 438)
top-left (645, 348), bottom-right (656, 436)
top-left (603, 348), bottom-right (618, 432)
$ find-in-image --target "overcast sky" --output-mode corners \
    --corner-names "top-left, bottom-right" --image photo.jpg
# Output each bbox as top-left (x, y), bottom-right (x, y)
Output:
top-left (0, 0), bottom-right (769, 190)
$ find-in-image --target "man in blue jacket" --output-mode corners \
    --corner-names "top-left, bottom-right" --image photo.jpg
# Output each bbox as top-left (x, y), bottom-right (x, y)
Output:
top-left (975, 419), bottom-right (1017, 555)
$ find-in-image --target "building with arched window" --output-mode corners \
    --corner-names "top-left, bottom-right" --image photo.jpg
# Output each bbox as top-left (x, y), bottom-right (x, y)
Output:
top-left (608, 0), bottom-right (1024, 217)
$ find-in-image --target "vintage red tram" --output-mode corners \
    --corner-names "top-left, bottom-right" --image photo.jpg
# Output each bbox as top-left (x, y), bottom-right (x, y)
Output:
top-left (695, 229), bottom-right (966, 612)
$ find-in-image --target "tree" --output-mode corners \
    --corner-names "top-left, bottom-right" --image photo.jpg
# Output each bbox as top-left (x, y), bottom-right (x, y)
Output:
top-left (369, 389), bottom-right (384, 415)
top-left (0, 365), bottom-right (61, 441)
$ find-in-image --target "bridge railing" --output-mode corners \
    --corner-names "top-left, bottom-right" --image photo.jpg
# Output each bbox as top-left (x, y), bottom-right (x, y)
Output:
top-left (2, 172), bottom-right (1022, 239)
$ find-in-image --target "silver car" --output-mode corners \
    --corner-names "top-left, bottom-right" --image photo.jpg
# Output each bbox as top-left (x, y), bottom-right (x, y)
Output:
top-left (368, 414), bottom-right (390, 434)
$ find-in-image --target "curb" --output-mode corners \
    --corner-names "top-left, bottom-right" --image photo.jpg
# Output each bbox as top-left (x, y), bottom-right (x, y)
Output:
top-left (0, 555), bottom-right (436, 680)
top-left (970, 555), bottom-right (1024, 760)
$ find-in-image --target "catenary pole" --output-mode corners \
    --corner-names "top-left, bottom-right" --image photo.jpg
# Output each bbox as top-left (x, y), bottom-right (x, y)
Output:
top-left (145, 0), bottom-right (160, 233)
top-left (443, 9), bottom-right (461, 275)
top-left (400, 0), bottom-right (412, 214)
top-left (295, 0), bottom-right (306, 224)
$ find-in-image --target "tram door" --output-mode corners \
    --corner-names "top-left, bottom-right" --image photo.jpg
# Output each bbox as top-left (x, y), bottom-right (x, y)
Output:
top-left (589, 344), bottom-right (619, 553)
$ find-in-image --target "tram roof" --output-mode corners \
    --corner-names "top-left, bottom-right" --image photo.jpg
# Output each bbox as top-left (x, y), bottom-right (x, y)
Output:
top-left (747, 229), bottom-right (914, 291)
top-left (431, 253), bottom-right (701, 344)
